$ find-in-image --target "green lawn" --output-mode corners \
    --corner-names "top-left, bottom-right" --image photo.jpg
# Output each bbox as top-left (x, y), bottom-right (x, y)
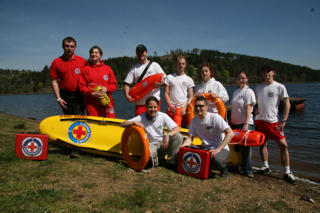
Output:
top-left (0, 113), bottom-right (319, 213)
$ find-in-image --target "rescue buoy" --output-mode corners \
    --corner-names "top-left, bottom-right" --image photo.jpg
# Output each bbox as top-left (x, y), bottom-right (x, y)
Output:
top-left (230, 129), bottom-right (265, 146)
top-left (121, 125), bottom-right (150, 171)
top-left (186, 94), bottom-right (226, 124)
top-left (129, 73), bottom-right (164, 101)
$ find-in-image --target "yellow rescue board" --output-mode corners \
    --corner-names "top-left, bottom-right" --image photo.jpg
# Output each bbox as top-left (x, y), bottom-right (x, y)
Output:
top-left (39, 115), bottom-right (242, 166)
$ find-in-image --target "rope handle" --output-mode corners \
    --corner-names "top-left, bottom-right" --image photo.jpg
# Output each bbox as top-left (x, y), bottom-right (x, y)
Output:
top-left (229, 130), bottom-right (251, 146)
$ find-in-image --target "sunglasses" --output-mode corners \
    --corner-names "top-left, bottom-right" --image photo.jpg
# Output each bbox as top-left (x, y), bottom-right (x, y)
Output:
top-left (195, 104), bottom-right (205, 108)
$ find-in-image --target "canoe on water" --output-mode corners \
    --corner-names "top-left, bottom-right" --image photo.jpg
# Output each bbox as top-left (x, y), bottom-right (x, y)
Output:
top-left (39, 115), bottom-right (243, 169)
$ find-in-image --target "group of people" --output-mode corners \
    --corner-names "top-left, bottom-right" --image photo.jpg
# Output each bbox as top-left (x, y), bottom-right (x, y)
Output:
top-left (50, 36), bottom-right (296, 184)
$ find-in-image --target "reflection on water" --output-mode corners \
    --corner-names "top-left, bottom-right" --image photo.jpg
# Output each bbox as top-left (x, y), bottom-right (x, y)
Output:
top-left (0, 83), bottom-right (319, 179)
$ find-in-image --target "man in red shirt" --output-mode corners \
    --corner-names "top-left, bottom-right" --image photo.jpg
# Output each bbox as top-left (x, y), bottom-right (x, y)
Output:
top-left (50, 36), bottom-right (86, 115)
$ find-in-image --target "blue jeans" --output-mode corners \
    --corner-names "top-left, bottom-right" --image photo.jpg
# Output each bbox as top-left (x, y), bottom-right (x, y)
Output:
top-left (230, 123), bottom-right (254, 175)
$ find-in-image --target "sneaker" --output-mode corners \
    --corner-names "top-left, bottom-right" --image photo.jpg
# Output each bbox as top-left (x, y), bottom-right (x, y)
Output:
top-left (283, 173), bottom-right (297, 184)
top-left (238, 167), bottom-right (245, 175)
top-left (257, 167), bottom-right (271, 175)
top-left (246, 173), bottom-right (254, 178)
top-left (220, 168), bottom-right (228, 178)
top-left (70, 150), bottom-right (80, 158)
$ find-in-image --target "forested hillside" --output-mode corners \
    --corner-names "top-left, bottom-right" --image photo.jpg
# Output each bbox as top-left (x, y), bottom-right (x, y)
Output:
top-left (1, 49), bottom-right (319, 94)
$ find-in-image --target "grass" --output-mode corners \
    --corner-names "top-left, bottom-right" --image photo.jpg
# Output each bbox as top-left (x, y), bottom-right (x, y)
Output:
top-left (0, 113), bottom-right (320, 212)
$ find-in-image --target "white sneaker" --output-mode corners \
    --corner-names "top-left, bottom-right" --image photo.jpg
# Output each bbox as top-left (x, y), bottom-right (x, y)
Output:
top-left (283, 173), bottom-right (297, 184)
top-left (258, 166), bottom-right (271, 175)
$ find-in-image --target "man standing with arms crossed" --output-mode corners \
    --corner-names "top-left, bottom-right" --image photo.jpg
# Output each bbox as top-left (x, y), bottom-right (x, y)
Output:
top-left (50, 36), bottom-right (86, 115)
top-left (254, 65), bottom-right (296, 184)
top-left (124, 44), bottom-right (165, 115)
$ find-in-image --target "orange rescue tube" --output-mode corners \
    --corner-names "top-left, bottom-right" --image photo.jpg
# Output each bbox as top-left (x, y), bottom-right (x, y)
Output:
top-left (129, 73), bottom-right (164, 102)
top-left (230, 129), bottom-right (265, 146)
top-left (186, 94), bottom-right (226, 124)
top-left (121, 125), bottom-right (150, 171)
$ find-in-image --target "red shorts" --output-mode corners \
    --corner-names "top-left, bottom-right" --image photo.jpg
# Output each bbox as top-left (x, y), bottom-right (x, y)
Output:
top-left (135, 100), bottom-right (161, 116)
top-left (254, 120), bottom-right (285, 141)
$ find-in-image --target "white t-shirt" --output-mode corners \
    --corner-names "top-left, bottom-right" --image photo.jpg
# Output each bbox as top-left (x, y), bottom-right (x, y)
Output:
top-left (128, 112), bottom-right (177, 144)
top-left (164, 73), bottom-right (195, 107)
top-left (231, 86), bottom-right (256, 125)
top-left (189, 112), bottom-right (230, 151)
top-left (195, 77), bottom-right (229, 113)
top-left (254, 81), bottom-right (289, 123)
top-left (125, 62), bottom-right (165, 105)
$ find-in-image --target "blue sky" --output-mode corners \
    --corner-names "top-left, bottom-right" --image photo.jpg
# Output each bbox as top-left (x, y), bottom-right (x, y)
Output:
top-left (0, 0), bottom-right (319, 71)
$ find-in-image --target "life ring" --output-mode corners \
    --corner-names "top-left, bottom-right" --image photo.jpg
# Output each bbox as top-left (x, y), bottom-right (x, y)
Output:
top-left (129, 73), bottom-right (164, 101)
top-left (230, 129), bottom-right (265, 146)
top-left (121, 125), bottom-right (150, 171)
top-left (186, 94), bottom-right (226, 124)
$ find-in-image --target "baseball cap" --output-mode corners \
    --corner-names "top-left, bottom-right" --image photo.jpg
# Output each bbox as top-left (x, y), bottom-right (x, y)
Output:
top-left (136, 44), bottom-right (147, 53)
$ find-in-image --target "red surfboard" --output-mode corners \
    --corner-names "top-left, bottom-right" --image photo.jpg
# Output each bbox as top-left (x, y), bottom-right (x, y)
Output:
top-left (129, 73), bottom-right (164, 101)
top-left (230, 129), bottom-right (265, 146)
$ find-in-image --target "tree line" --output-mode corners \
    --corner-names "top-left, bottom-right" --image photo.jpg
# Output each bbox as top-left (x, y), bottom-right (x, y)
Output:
top-left (1, 48), bottom-right (319, 94)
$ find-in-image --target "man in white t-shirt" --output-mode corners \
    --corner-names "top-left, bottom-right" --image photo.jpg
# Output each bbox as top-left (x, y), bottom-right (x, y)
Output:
top-left (124, 44), bottom-right (165, 115)
top-left (121, 96), bottom-right (183, 168)
top-left (182, 96), bottom-right (234, 177)
top-left (164, 56), bottom-right (195, 127)
top-left (254, 65), bottom-right (296, 184)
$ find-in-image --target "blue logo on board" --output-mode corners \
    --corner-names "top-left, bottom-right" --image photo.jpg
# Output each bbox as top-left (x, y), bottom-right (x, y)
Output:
top-left (68, 121), bottom-right (91, 144)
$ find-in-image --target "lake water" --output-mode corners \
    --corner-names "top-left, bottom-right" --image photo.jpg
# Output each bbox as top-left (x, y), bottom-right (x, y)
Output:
top-left (0, 83), bottom-right (319, 180)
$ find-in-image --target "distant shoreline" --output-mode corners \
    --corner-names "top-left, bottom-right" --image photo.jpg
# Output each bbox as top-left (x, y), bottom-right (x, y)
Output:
top-left (0, 81), bottom-right (319, 96)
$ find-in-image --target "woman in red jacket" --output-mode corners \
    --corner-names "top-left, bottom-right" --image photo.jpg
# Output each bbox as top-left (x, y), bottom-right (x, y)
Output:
top-left (79, 46), bottom-right (117, 117)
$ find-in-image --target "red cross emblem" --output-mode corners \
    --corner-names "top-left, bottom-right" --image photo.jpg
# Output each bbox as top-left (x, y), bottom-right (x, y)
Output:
top-left (72, 126), bottom-right (87, 139)
top-left (27, 142), bottom-right (38, 152)
top-left (186, 157), bottom-right (197, 168)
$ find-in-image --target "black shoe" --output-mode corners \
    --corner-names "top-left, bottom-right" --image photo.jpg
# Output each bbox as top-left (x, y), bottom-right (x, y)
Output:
top-left (220, 168), bottom-right (228, 178)
top-left (70, 150), bottom-right (80, 158)
top-left (257, 167), bottom-right (271, 175)
top-left (283, 173), bottom-right (297, 184)
top-left (246, 173), bottom-right (254, 178)
top-left (165, 163), bottom-right (177, 172)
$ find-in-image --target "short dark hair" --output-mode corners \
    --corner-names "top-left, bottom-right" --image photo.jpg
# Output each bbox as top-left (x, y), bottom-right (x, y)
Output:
top-left (195, 96), bottom-right (207, 105)
top-left (62, 36), bottom-right (76, 47)
top-left (89, 45), bottom-right (103, 56)
top-left (261, 64), bottom-right (275, 72)
top-left (145, 96), bottom-right (159, 106)
top-left (136, 44), bottom-right (147, 54)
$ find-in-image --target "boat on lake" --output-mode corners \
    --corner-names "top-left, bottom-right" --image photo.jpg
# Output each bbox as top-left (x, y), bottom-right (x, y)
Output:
top-left (279, 97), bottom-right (306, 113)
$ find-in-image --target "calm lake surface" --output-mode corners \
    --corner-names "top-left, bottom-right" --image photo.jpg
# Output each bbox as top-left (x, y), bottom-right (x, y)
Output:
top-left (1, 83), bottom-right (319, 180)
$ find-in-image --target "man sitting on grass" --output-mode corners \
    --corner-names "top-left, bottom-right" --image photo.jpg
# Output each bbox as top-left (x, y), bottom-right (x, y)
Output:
top-left (121, 96), bottom-right (183, 168)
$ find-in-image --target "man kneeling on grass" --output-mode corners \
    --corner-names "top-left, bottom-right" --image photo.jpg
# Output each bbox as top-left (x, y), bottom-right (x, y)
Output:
top-left (181, 96), bottom-right (234, 177)
top-left (121, 96), bottom-right (183, 168)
